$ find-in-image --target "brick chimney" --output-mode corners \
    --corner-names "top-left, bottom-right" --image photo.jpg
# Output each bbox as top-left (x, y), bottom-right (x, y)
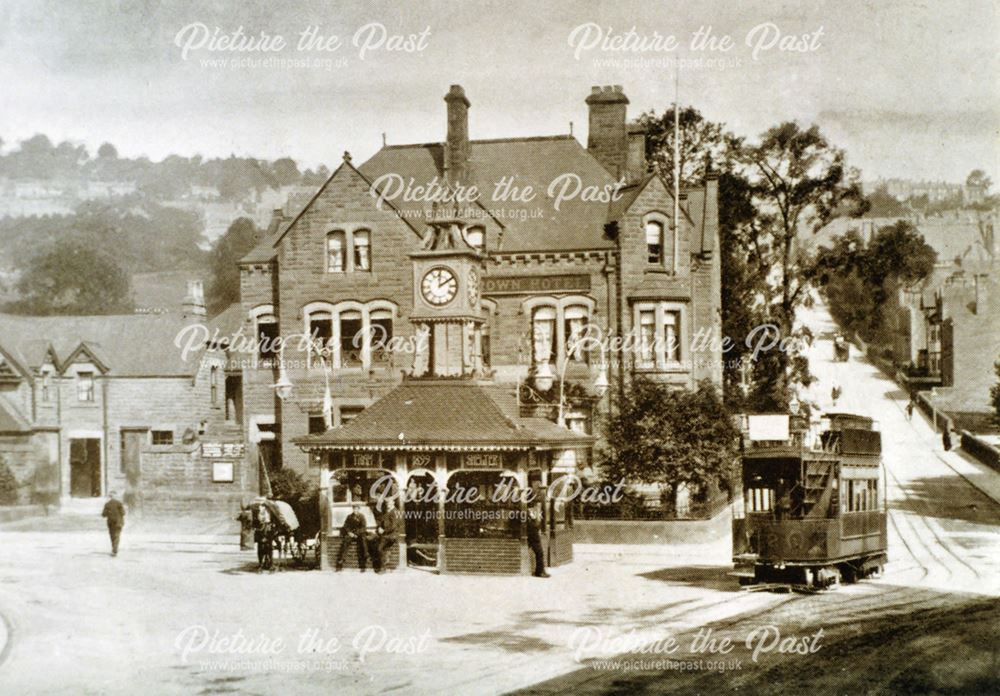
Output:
top-left (445, 84), bottom-right (471, 184)
top-left (586, 85), bottom-right (629, 179)
top-left (182, 279), bottom-right (206, 317)
top-left (626, 122), bottom-right (647, 182)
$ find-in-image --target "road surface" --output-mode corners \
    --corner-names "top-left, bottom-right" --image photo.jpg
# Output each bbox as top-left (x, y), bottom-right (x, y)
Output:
top-left (1, 301), bottom-right (998, 695)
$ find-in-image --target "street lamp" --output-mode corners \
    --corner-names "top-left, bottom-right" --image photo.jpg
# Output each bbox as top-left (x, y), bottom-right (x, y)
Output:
top-left (272, 342), bottom-right (294, 402)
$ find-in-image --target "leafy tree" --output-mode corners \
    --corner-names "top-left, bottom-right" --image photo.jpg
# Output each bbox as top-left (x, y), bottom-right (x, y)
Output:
top-left (268, 467), bottom-right (320, 537)
top-left (0, 456), bottom-right (19, 505)
top-left (735, 122), bottom-right (868, 407)
top-left (10, 237), bottom-right (133, 315)
top-left (810, 221), bottom-right (936, 342)
top-left (206, 217), bottom-right (261, 314)
top-left (97, 142), bottom-right (118, 159)
top-left (639, 106), bottom-right (761, 410)
top-left (966, 169), bottom-right (992, 192)
top-left (271, 158), bottom-right (301, 186)
top-left (866, 185), bottom-right (909, 217)
top-left (601, 378), bottom-right (738, 498)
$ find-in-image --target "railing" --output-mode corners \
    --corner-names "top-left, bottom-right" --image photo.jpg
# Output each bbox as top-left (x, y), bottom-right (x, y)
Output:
top-left (574, 492), bottom-right (731, 521)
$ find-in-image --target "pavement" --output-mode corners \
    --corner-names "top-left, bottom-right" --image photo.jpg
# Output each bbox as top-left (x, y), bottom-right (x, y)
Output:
top-left (0, 299), bottom-right (999, 694)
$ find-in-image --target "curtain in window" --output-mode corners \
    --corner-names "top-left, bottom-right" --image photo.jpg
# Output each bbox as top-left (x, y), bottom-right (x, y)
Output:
top-left (532, 307), bottom-right (556, 365)
top-left (327, 231), bottom-right (345, 272)
top-left (564, 305), bottom-right (589, 362)
top-left (353, 230), bottom-right (371, 271)
top-left (638, 310), bottom-right (656, 366)
top-left (663, 310), bottom-right (680, 362)
top-left (645, 220), bottom-right (663, 264)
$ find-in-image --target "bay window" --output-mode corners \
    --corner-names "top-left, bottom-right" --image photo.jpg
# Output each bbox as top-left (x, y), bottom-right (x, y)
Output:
top-left (633, 302), bottom-right (686, 370)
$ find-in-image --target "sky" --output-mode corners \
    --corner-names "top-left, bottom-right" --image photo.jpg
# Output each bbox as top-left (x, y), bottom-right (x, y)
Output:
top-left (1, 0), bottom-right (997, 183)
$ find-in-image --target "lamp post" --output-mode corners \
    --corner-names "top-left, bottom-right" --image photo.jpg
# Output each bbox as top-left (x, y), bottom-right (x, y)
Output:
top-left (272, 342), bottom-right (294, 402)
top-left (526, 328), bottom-right (611, 427)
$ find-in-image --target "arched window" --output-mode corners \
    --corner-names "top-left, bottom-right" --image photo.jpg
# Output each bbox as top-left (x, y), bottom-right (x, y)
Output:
top-left (306, 310), bottom-right (333, 364)
top-left (353, 230), bottom-right (371, 271)
top-left (251, 306), bottom-right (279, 361)
top-left (369, 308), bottom-right (393, 364)
top-left (532, 306), bottom-right (557, 365)
top-left (645, 220), bottom-right (663, 264)
top-left (339, 310), bottom-right (364, 367)
top-left (327, 231), bottom-right (346, 272)
top-left (564, 305), bottom-right (589, 362)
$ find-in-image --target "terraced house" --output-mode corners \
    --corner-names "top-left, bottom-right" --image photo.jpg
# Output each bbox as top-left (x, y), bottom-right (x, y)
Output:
top-left (0, 284), bottom-right (254, 514)
top-left (235, 84), bottom-right (722, 478)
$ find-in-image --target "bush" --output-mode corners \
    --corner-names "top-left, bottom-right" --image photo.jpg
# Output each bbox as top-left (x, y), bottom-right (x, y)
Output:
top-left (0, 456), bottom-right (20, 506)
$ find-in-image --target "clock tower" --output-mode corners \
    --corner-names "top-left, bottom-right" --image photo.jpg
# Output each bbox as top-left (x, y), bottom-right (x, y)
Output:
top-left (409, 216), bottom-right (486, 378)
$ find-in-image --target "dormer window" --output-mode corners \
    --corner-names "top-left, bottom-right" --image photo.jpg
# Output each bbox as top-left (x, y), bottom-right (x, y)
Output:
top-left (77, 371), bottom-right (94, 402)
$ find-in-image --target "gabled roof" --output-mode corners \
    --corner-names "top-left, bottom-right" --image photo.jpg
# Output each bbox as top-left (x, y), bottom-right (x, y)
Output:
top-left (361, 136), bottom-right (620, 253)
top-left (295, 379), bottom-right (592, 451)
top-left (0, 398), bottom-right (30, 434)
top-left (0, 313), bottom-right (215, 377)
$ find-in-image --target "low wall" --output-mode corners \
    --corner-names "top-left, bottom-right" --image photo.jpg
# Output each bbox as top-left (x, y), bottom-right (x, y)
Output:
top-left (0, 504), bottom-right (47, 524)
top-left (573, 505), bottom-right (731, 545)
top-left (961, 432), bottom-right (1000, 473)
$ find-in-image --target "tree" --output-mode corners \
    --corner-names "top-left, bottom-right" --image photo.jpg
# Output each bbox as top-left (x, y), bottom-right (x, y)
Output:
top-left (866, 185), bottom-right (908, 217)
top-left (271, 157), bottom-right (301, 186)
top-left (601, 379), bottom-right (738, 498)
top-left (991, 360), bottom-right (1000, 426)
top-left (10, 237), bottom-right (133, 315)
top-left (966, 169), bottom-right (992, 193)
top-left (810, 221), bottom-right (936, 342)
top-left (639, 106), bottom-right (761, 409)
top-left (0, 456), bottom-right (19, 505)
top-left (97, 142), bottom-right (118, 159)
top-left (206, 217), bottom-right (261, 315)
top-left (735, 122), bottom-right (868, 407)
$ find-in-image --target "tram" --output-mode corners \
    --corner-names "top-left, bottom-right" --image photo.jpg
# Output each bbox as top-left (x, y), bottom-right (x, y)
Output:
top-left (733, 412), bottom-right (888, 589)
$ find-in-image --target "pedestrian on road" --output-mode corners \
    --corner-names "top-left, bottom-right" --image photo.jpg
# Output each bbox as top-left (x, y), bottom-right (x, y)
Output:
top-left (371, 502), bottom-right (400, 574)
top-left (942, 427), bottom-right (952, 452)
top-left (906, 399), bottom-right (914, 420)
top-left (527, 504), bottom-right (549, 578)
top-left (236, 503), bottom-right (254, 551)
top-left (336, 504), bottom-right (368, 572)
top-left (101, 490), bottom-right (125, 557)
top-left (831, 384), bottom-right (842, 407)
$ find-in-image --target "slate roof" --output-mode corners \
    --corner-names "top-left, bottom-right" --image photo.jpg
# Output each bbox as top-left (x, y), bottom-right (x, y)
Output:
top-left (294, 379), bottom-right (592, 450)
top-left (0, 312), bottom-right (218, 377)
top-left (0, 397), bottom-right (30, 433)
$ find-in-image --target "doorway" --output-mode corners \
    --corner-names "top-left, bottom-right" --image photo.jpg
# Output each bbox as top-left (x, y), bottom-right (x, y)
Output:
top-left (69, 438), bottom-right (102, 498)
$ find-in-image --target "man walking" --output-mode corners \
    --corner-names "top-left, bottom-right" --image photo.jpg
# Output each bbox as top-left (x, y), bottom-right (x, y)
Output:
top-left (372, 503), bottom-right (401, 573)
top-left (101, 491), bottom-right (125, 557)
top-left (336, 503), bottom-right (368, 572)
top-left (526, 505), bottom-right (549, 578)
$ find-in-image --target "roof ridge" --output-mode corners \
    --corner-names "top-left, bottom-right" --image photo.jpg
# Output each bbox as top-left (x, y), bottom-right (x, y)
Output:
top-left (381, 134), bottom-right (576, 150)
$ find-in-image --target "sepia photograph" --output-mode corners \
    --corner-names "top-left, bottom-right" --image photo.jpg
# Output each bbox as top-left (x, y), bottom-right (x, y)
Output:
top-left (0, 1), bottom-right (998, 693)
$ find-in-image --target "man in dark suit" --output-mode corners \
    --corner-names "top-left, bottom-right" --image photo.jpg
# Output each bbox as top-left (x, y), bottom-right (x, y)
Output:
top-left (101, 491), bottom-right (126, 557)
top-left (372, 503), bottom-right (401, 573)
top-left (336, 504), bottom-right (368, 572)
top-left (526, 505), bottom-right (549, 578)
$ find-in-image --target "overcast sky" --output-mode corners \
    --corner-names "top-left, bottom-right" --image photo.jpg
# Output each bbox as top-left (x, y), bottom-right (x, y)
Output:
top-left (1, 0), bottom-right (997, 183)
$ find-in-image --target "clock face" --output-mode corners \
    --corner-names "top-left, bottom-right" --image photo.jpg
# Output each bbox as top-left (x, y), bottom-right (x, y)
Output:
top-left (467, 268), bottom-right (480, 306)
top-left (421, 266), bottom-right (458, 306)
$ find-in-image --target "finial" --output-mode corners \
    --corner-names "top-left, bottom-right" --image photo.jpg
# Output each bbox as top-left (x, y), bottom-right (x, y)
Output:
top-left (343, 151), bottom-right (352, 163)
top-left (382, 132), bottom-right (387, 147)
top-left (569, 121), bottom-right (573, 136)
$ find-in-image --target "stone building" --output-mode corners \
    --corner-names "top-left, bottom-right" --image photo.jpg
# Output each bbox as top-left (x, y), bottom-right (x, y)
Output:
top-left (234, 83), bottom-right (723, 477)
top-left (0, 283), bottom-right (254, 514)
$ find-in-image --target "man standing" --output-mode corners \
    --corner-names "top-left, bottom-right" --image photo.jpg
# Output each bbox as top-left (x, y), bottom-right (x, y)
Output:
top-left (101, 491), bottom-right (125, 557)
top-left (372, 503), bottom-right (401, 573)
top-left (526, 505), bottom-right (549, 578)
top-left (336, 504), bottom-right (368, 572)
